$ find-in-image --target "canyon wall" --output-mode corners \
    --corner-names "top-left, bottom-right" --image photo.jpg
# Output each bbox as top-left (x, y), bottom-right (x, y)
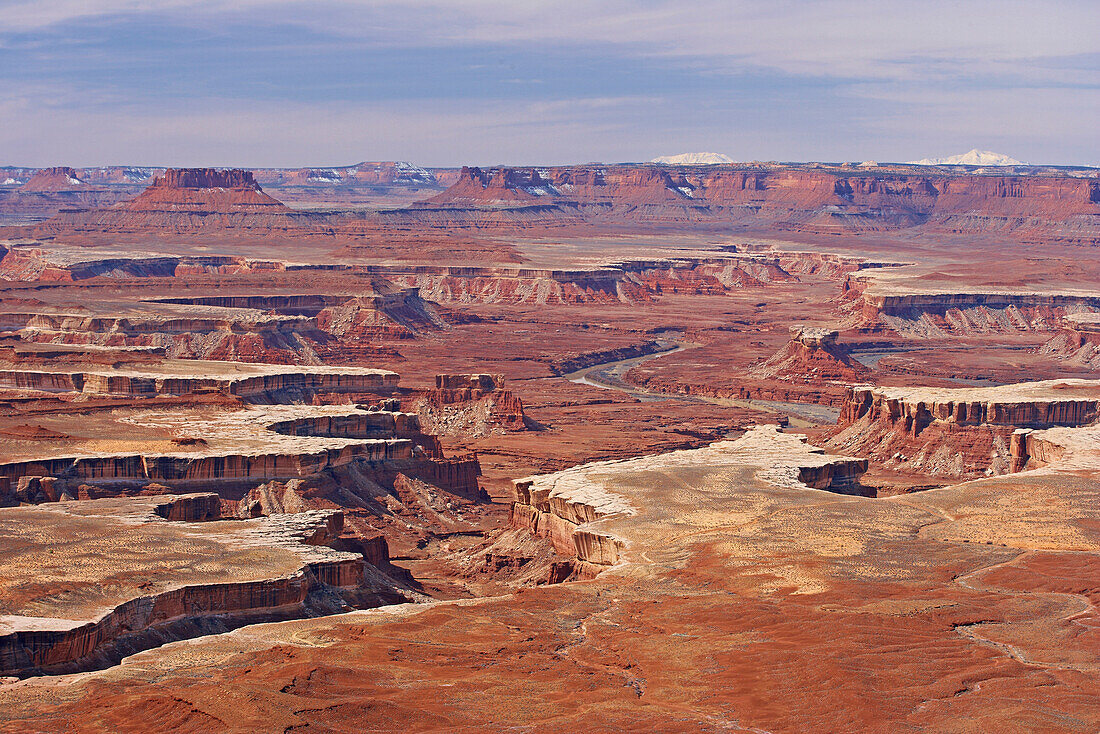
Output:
top-left (0, 507), bottom-right (400, 678)
top-left (826, 381), bottom-right (1100, 477)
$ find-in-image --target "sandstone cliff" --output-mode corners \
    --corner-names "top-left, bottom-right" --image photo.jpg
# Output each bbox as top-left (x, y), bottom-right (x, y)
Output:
top-left (825, 380), bottom-right (1100, 477)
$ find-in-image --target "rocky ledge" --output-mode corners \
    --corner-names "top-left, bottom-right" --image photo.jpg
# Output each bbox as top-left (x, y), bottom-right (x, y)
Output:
top-left (840, 379), bottom-right (1100, 429)
top-left (0, 363), bottom-right (397, 399)
top-left (0, 403), bottom-right (464, 501)
top-left (0, 495), bottom-right (412, 677)
top-left (511, 425), bottom-right (869, 578)
top-left (827, 379), bottom-right (1100, 478)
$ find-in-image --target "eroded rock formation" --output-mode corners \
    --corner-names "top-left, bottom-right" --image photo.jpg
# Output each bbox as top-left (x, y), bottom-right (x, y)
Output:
top-left (417, 374), bottom-right (528, 437)
top-left (751, 326), bottom-right (868, 382)
top-left (413, 164), bottom-right (1100, 243)
top-left (826, 379), bottom-right (1100, 477)
top-left (0, 497), bottom-right (411, 678)
top-left (512, 425), bottom-right (870, 579)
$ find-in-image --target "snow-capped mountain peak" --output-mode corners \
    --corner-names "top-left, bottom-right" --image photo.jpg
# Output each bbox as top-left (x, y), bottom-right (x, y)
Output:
top-left (908, 149), bottom-right (1025, 166)
top-left (650, 152), bottom-right (736, 165)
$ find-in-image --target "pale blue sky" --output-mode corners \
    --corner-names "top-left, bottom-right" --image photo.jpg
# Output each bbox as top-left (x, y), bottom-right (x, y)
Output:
top-left (1, 1), bottom-right (1096, 167)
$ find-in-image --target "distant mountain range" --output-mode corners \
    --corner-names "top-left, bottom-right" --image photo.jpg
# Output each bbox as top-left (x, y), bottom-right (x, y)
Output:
top-left (908, 149), bottom-right (1025, 166)
top-left (650, 152), bottom-right (736, 165)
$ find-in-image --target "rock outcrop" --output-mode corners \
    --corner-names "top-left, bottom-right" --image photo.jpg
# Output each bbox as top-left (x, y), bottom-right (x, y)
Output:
top-left (20, 167), bottom-right (86, 192)
top-left (511, 425), bottom-right (870, 579)
top-left (22, 168), bottom-right (303, 240)
top-left (8, 162), bottom-right (1099, 244)
top-left (857, 288), bottom-right (1100, 337)
top-left (1039, 312), bottom-right (1100, 370)
top-left (417, 374), bottom-right (528, 437)
top-left (826, 379), bottom-right (1100, 477)
top-left (0, 364), bottom-right (397, 399)
top-left (0, 497), bottom-right (410, 678)
top-left (751, 326), bottom-right (868, 382)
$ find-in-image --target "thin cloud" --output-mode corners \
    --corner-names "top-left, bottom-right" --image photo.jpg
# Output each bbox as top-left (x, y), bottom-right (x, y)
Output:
top-left (0, 1), bottom-right (1095, 165)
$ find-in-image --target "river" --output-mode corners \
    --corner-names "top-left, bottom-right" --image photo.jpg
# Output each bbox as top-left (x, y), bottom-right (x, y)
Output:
top-left (561, 341), bottom-right (840, 427)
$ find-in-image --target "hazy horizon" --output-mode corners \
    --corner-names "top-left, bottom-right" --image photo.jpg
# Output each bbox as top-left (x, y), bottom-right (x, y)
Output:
top-left (2, 1), bottom-right (1096, 168)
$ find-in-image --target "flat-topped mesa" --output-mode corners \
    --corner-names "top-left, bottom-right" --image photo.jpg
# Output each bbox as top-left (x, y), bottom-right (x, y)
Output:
top-left (429, 166), bottom-right (554, 204)
top-left (0, 440), bottom-right (415, 494)
top-left (826, 379), bottom-right (1100, 478)
top-left (17, 167), bottom-right (298, 241)
top-left (792, 326), bottom-right (838, 349)
top-left (418, 373), bottom-right (527, 436)
top-left (0, 400), bottom-right (481, 505)
top-left (127, 168), bottom-right (290, 213)
top-left (840, 381), bottom-right (1100, 430)
top-left (150, 168), bottom-right (259, 190)
top-left (852, 281), bottom-right (1100, 336)
top-left (410, 164), bottom-right (1100, 243)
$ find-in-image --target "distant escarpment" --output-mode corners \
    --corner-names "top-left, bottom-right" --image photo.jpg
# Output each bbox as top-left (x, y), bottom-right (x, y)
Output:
top-left (12, 163), bottom-right (1096, 245)
top-left (853, 285), bottom-right (1100, 337)
top-left (387, 164), bottom-right (1100, 244)
top-left (19, 167), bottom-right (87, 192)
top-left (19, 168), bottom-right (308, 241)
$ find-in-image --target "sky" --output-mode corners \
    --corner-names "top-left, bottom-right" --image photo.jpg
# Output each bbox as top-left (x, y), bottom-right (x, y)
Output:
top-left (0, 0), bottom-right (1096, 167)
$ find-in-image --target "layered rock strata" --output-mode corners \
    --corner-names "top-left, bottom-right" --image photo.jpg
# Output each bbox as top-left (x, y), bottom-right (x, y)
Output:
top-left (1039, 312), bottom-right (1100, 370)
top-left (0, 402), bottom-right (473, 497)
top-left (751, 326), bottom-right (868, 382)
top-left (839, 380), bottom-right (1100, 429)
top-left (0, 287), bottom-right (442, 363)
top-left (1010, 423), bottom-right (1100, 473)
top-left (0, 364), bottom-right (397, 399)
top-left (417, 374), bottom-right (528, 436)
top-left (22, 168), bottom-right (303, 240)
top-left (847, 272), bottom-right (1100, 337)
top-left (827, 379), bottom-right (1100, 477)
top-left (512, 425), bottom-right (869, 578)
top-left (411, 164), bottom-right (1100, 243)
top-left (0, 496), bottom-right (407, 677)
